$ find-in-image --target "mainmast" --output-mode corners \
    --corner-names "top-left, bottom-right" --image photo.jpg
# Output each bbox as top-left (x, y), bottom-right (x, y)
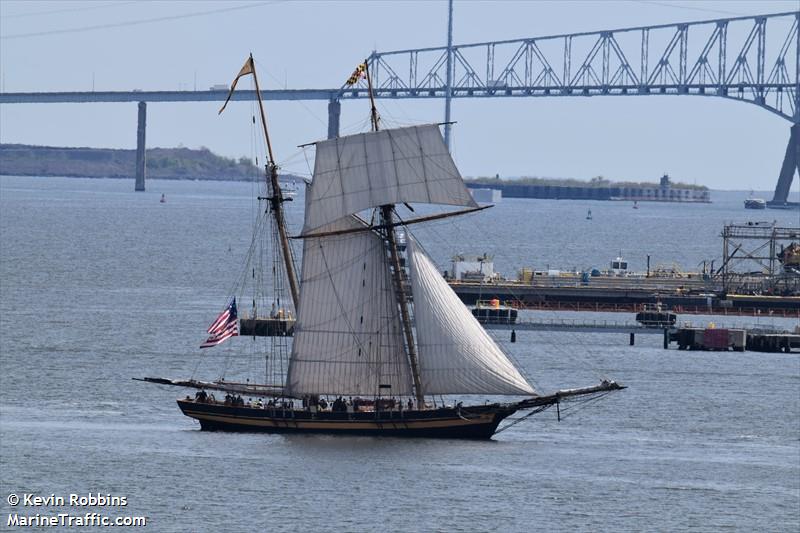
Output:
top-left (247, 54), bottom-right (301, 310)
top-left (364, 61), bottom-right (425, 406)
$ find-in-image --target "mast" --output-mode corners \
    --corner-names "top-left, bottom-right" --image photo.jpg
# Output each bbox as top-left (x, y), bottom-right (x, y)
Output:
top-left (364, 60), bottom-right (425, 406)
top-left (380, 206), bottom-right (424, 405)
top-left (444, 0), bottom-right (454, 150)
top-left (248, 54), bottom-right (301, 309)
top-left (364, 58), bottom-right (380, 132)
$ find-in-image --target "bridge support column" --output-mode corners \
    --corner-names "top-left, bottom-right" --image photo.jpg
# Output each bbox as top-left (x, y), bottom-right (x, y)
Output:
top-left (770, 123), bottom-right (799, 205)
top-left (135, 101), bottom-right (146, 192)
top-left (327, 99), bottom-right (341, 139)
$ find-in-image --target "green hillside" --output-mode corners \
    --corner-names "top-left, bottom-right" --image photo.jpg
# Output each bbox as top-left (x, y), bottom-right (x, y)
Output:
top-left (0, 144), bottom-right (263, 181)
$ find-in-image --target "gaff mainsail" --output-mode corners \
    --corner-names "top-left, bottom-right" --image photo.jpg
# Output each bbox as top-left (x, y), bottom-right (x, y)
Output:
top-left (286, 215), bottom-right (412, 397)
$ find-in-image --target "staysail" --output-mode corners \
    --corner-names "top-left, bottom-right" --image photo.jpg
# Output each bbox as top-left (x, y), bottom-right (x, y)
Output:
top-left (286, 216), bottom-right (413, 396)
top-left (408, 238), bottom-right (536, 396)
top-left (303, 124), bottom-right (477, 233)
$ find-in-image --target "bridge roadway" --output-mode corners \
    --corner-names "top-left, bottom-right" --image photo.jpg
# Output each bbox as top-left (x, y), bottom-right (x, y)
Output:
top-left (0, 89), bottom-right (338, 104)
top-left (0, 11), bottom-right (797, 199)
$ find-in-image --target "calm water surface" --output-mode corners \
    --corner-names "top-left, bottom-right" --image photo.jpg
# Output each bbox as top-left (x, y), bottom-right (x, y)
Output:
top-left (1, 176), bottom-right (798, 532)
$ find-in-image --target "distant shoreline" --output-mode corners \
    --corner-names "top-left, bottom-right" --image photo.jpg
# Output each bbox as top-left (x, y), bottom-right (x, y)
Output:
top-left (3, 175), bottom-right (788, 196)
top-left (1, 144), bottom-right (791, 194)
top-left (0, 143), bottom-right (303, 182)
top-left (0, 173), bottom-right (304, 184)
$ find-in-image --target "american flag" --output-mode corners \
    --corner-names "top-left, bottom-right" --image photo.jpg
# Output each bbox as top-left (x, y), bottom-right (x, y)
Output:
top-left (200, 298), bottom-right (239, 348)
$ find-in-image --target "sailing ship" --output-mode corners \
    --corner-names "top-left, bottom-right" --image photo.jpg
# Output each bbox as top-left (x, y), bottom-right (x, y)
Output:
top-left (143, 56), bottom-right (624, 439)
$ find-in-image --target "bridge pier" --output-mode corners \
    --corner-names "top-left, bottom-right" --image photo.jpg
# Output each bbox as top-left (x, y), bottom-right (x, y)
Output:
top-left (327, 99), bottom-right (340, 139)
top-left (770, 123), bottom-right (799, 206)
top-left (135, 101), bottom-right (146, 192)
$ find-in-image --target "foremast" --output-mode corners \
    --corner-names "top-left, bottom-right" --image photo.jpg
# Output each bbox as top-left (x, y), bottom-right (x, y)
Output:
top-left (364, 61), bottom-right (425, 406)
top-left (251, 55), bottom-right (301, 309)
top-left (222, 54), bottom-right (300, 310)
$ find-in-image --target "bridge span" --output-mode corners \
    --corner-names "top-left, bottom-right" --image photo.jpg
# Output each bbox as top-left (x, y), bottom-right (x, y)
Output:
top-left (1, 11), bottom-right (797, 199)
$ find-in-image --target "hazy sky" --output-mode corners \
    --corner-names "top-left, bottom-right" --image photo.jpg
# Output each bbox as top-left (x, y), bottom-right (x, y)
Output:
top-left (1, 0), bottom-right (798, 193)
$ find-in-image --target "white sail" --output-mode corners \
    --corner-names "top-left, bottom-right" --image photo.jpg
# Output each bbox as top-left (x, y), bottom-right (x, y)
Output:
top-left (303, 124), bottom-right (477, 233)
top-left (408, 238), bottom-right (536, 396)
top-left (286, 216), bottom-right (413, 396)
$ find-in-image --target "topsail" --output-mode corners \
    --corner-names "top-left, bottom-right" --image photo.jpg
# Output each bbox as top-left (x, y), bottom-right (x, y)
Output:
top-left (303, 124), bottom-right (477, 233)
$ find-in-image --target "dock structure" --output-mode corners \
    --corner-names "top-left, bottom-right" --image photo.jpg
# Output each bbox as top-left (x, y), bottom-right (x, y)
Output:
top-left (666, 327), bottom-right (799, 353)
top-left (479, 318), bottom-right (799, 352)
top-left (747, 332), bottom-right (800, 353)
top-left (481, 318), bottom-right (661, 335)
top-left (720, 222), bottom-right (800, 295)
top-left (668, 327), bottom-right (747, 352)
top-left (480, 318), bottom-right (799, 352)
top-left (450, 281), bottom-right (800, 318)
top-left (481, 317), bottom-right (662, 345)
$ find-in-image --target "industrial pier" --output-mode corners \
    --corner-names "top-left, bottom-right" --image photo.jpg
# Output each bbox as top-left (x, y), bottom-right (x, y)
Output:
top-left (480, 319), bottom-right (800, 353)
top-left (448, 222), bottom-right (800, 318)
top-left (665, 327), bottom-right (799, 353)
top-left (451, 282), bottom-right (799, 317)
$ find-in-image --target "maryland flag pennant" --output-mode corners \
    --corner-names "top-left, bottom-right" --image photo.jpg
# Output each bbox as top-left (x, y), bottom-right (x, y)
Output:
top-left (346, 62), bottom-right (367, 86)
top-left (218, 56), bottom-right (255, 115)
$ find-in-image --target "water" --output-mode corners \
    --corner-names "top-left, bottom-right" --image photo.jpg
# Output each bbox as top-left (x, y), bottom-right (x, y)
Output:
top-left (1, 176), bottom-right (798, 531)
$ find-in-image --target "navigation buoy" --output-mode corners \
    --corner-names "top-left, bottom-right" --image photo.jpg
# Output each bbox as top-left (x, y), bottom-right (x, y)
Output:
top-left (160, 194), bottom-right (166, 203)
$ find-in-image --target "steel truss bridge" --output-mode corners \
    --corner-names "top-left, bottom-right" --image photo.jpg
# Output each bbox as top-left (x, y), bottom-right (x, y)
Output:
top-left (364, 11), bottom-right (797, 120)
top-left (1, 11), bottom-right (797, 200)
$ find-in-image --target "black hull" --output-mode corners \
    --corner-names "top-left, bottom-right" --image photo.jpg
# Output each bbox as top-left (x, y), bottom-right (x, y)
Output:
top-left (177, 400), bottom-right (517, 440)
top-left (472, 307), bottom-right (518, 324)
top-left (196, 417), bottom-right (504, 439)
top-left (635, 310), bottom-right (677, 328)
